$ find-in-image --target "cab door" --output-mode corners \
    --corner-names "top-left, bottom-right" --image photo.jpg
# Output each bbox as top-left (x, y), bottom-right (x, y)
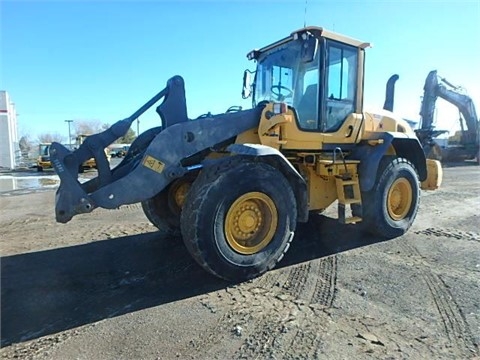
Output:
top-left (321, 40), bottom-right (362, 147)
top-left (282, 38), bottom-right (363, 150)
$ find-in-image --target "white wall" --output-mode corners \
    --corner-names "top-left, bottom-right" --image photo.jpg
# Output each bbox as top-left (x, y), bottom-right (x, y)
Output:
top-left (0, 91), bottom-right (19, 169)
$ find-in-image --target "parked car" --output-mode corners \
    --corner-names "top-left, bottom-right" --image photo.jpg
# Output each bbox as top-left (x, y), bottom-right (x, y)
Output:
top-left (109, 146), bottom-right (130, 158)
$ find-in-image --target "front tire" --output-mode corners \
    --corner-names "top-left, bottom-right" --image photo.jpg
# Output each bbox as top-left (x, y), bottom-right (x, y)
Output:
top-left (141, 176), bottom-right (194, 238)
top-left (361, 157), bottom-right (420, 239)
top-left (181, 159), bottom-right (297, 281)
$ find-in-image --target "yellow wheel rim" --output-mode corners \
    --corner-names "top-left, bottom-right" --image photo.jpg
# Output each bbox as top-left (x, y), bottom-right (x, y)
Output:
top-left (387, 178), bottom-right (413, 221)
top-left (172, 181), bottom-right (190, 208)
top-left (225, 192), bottom-right (278, 255)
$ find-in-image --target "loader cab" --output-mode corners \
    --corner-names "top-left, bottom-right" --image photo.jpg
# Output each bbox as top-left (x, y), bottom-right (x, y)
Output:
top-left (244, 27), bottom-right (369, 145)
top-left (39, 143), bottom-right (50, 157)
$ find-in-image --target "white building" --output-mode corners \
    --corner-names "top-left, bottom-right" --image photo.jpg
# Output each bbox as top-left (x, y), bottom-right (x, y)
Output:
top-left (0, 91), bottom-right (19, 169)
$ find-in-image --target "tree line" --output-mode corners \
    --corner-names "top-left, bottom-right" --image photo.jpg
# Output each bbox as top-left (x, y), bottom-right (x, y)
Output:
top-left (18, 120), bottom-right (137, 158)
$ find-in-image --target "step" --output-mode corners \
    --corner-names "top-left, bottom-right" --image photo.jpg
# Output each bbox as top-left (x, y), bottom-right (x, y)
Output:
top-left (343, 216), bottom-right (362, 224)
top-left (337, 180), bottom-right (358, 186)
top-left (342, 198), bottom-right (362, 205)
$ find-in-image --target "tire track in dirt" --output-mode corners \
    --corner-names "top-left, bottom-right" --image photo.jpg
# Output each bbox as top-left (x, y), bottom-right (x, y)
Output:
top-left (424, 273), bottom-right (472, 348)
top-left (117, 203), bottom-right (143, 212)
top-left (2, 216), bottom-right (44, 228)
top-left (191, 256), bottom-right (337, 359)
top-left (311, 256), bottom-right (337, 307)
top-left (384, 243), bottom-right (478, 283)
top-left (415, 228), bottom-right (480, 243)
top-left (279, 257), bottom-right (337, 360)
top-left (397, 240), bottom-right (478, 355)
top-left (241, 262), bottom-right (318, 360)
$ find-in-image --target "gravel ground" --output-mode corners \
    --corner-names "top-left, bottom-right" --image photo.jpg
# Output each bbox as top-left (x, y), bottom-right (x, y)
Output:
top-left (1, 164), bottom-right (479, 359)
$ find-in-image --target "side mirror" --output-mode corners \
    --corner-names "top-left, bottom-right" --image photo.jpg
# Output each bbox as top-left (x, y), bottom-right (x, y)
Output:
top-left (242, 70), bottom-right (253, 99)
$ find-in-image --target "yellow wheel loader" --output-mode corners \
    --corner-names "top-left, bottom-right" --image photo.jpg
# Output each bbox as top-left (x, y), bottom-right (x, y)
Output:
top-left (75, 134), bottom-right (111, 172)
top-left (50, 27), bottom-right (442, 281)
top-left (37, 143), bottom-right (53, 171)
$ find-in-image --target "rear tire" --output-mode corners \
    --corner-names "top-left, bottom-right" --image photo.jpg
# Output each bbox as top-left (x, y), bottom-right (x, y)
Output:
top-left (141, 175), bottom-right (194, 238)
top-left (181, 159), bottom-right (297, 281)
top-left (361, 157), bottom-right (420, 239)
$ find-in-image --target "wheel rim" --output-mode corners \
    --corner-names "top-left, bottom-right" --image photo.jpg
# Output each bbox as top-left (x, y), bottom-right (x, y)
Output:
top-left (172, 181), bottom-right (190, 209)
top-left (387, 178), bottom-right (413, 221)
top-left (225, 192), bottom-right (278, 255)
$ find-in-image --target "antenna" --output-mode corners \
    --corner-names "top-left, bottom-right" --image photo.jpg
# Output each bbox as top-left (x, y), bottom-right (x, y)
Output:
top-left (304, 0), bottom-right (307, 27)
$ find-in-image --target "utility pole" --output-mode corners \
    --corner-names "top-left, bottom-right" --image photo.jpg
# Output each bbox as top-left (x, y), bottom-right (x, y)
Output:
top-left (136, 118), bottom-right (140, 137)
top-left (65, 120), bottom-right (73, 149)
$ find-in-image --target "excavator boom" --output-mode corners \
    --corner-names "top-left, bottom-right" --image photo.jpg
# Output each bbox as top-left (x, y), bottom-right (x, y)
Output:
top-left (418, 70), bottom-right (479, 162)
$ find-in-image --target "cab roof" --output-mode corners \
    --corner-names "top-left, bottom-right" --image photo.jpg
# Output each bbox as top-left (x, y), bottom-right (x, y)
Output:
top-left (247, 26), bottom-right (371, 60)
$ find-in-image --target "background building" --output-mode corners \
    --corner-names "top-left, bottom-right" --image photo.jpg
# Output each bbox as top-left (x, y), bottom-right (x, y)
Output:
top-left (0, 91), bottom-right (19, 169)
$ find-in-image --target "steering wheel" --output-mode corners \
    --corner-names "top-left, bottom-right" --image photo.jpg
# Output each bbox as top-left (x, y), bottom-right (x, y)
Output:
top-left (271, 85), bottom-right (293, 100)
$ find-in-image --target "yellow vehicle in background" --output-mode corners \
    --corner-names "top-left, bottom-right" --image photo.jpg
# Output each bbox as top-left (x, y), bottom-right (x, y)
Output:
top-left (75, 134), bottom-right (111, 172)
top-left (37, 135), bottom-right (110, 172)
top-left (36, 143), bottom-right (53, 171)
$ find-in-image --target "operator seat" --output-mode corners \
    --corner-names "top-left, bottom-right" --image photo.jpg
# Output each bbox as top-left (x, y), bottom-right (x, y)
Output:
top-left (295, 84), bottom-right (318, 129)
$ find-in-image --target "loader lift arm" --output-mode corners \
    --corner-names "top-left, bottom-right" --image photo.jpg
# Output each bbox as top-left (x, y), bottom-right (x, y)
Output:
top-left (51, 76), bottom-right (261, 223)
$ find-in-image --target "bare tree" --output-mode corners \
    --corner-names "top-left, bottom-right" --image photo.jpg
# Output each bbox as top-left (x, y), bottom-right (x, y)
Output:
top-left (74, 120), bottom-right (104, 136)
top-left (37, 132), bottom-right (65, 144)
top-left (71, 120), bottom-right (136, 145)
top-left (18, 135), bottom-right (33, 158)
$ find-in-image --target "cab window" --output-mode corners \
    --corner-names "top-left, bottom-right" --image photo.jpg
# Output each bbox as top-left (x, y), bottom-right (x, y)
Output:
top-left (324, 41), bottom-right (358, 132)
top-left (294, 68), bottom-right (319, 130)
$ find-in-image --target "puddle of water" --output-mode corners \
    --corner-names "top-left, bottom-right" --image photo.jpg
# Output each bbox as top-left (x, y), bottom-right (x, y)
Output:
top-left (0, 172), bottom-right (94, 194)
top-left (0, 175), bottom-right (60, 193)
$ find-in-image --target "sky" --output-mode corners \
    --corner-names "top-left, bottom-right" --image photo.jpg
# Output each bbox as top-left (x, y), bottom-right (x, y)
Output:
top-left (1, 0), bottom-right (479, 141)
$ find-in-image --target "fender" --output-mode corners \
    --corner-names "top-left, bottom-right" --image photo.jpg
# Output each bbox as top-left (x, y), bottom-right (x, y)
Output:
top-left (226, 143), bottom-right (309, 222)
top-left (349, 132), bottom-right (427, 192)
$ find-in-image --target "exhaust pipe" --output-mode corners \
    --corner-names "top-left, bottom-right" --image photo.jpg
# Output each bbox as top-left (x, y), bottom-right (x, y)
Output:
top-left (383, 74), bottom-right (399, 111)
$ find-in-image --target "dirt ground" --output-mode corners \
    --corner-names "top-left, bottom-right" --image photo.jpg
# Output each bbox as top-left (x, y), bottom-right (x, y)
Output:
top-left (1, 164), bottom-right (479, 359)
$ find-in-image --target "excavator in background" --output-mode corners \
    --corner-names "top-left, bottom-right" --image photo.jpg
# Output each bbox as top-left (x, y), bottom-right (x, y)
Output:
top-left (417, 70), bottom-right (479, 164)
